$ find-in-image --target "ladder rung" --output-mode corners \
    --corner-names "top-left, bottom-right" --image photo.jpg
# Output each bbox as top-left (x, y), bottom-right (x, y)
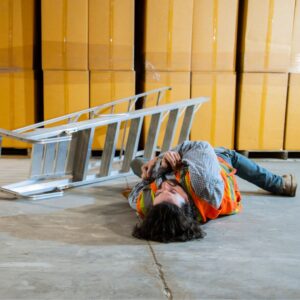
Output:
top-left (178, 105), bottom-right (197, 144)
top-left (99, 122), bottom-right (121, 176)
top-left (161, 109), bottom-right (180, 153)
top-left (72, 128), bottom-right (95, 182)
top-left (30, 144), bottom-right (45, 178)
top-left (54, 140), bottom-right (70, 175)
top-left (121, 117), bottom-right (144, 172)
top-left (43, 143), bottom-right (57, 176)
top-left (66, 134), bottom-right (77, 174)
top-left (144, 113), bottom-right (163, 159)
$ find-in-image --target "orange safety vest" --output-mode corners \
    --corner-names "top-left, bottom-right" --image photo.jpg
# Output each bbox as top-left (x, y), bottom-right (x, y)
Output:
top-left (136, 156), bottom-right (242, 222)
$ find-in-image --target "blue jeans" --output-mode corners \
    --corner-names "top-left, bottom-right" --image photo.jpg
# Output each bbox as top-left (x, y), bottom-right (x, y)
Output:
top-left (214, 147), bottom-right (283, 194)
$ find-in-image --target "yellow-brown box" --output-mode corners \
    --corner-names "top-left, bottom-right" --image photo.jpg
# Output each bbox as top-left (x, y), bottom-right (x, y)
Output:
top-left (43, 70), bottom-right (89, 121)
top-left (89, 0), bottom-right (134, 70)
top-left (0, 70), bottom-right (36, 148)
top-left (144, 0), bottom-right (193, 71)
top-left (191, 72), bottom-right (236, 149)
top-left (42, 0), bottom-right (88, 70)
top-left (236, 73), bottom-right (288, 150)
top-left (0, 0), bottom-right (35, 69)
top-left (284, 74), bottom-right (300, 150)
top-left (239, 0), bottom-right (295, 72)
top-left (290, 0), bottom-right (300, 73)
top-left (192, 0), bottom-right (238, 72)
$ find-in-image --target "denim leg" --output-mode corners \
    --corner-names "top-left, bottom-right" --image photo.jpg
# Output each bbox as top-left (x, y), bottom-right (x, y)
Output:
top-left (130, 157), bottom-right (149, 178)
top-left (214, 147), bottom-right (283, 194)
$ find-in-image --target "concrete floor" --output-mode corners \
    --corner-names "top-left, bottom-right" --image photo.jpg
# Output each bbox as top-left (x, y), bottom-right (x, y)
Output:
top-left (0, 157), bottom-right (299, 299)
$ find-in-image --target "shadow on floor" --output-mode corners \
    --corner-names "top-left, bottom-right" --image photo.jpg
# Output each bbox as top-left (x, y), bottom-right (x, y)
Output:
top-left (0, 192), bottom-right (146, 246)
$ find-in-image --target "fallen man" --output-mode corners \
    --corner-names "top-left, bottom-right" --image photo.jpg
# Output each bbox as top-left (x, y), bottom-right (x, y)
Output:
top-left (127, 141), bottom-right (297, 243)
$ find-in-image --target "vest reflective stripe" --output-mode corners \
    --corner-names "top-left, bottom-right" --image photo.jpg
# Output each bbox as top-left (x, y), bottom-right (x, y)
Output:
top-left (136, 182), bottom-right (157, 218)
top-left (217, 156), bottom-right (242, 215)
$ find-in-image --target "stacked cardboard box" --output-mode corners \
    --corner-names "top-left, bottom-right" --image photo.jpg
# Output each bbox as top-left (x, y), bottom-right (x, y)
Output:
top-left (236, 0), bottom-right (295, 151)
top-left (0, 0), bottom-right (36, 149)
top-left (191, 0), bottom-right (238, 149)
top-left (191, 72), bottom-right (236, 149)
top-left (285, 0), bottom-right (300, 150)
top-left (42, 0), bottom-right (89, 125)
top-left (42, 0), bottom-right (135, 150)
top-left (89, 0), bottom-right (135, 149)
top-left (142, 0), bottom-right (193, 147)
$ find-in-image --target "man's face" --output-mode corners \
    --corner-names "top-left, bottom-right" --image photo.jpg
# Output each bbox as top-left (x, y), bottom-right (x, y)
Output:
top-left (153, 180), bottom-right (189, 207)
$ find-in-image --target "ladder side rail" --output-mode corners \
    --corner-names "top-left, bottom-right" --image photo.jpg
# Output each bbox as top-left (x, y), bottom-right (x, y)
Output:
top-left (0, 128), bottom-right (72, 144)
top-left (13, 87), bottom-right (171, 134)
top-left (21, 98), bottom-right (209, 141)
top-left (90, 87), bottom-right (171, 116)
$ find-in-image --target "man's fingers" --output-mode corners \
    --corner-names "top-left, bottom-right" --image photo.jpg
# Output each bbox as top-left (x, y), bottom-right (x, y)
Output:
top-left (163, 151), bottom-right (181, 169)
top-left (165, 152), bottom-right (176, 168)
top-left (175, 152), bottom-right (182, 167)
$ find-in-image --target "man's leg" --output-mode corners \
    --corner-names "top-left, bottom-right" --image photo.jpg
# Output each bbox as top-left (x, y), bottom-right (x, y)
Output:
top-left (214, 147), bottom-right (285, 194)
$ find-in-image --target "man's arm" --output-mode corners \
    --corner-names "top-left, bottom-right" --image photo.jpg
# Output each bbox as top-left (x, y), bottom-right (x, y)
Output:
top-left (166, 141), bottom-right (224, 209)
top-left (140, 141), bottom-right (218, 181)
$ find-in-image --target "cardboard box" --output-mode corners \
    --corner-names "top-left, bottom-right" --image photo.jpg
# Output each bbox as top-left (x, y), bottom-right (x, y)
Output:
top-left (290, 0), bottom-right (300, 72)
top-left (0, 71), bottom-right (36, 148)
top-left (192, 0), bottom-right (238, 71)
top-left (144, 0), bottom-right (193, 71)
top-left (236, 73), bottom-right (288, 150)
top-left (0, 0), bottom-right (35, 69)
top-left (239, 0), bottom-right (295, 72)
top-left (42, 0), bottom-right (88, 70)
top-left (90, 71), bottom-right (135, 149)
top-left (191, 72), bottom-right (236, 149)
top-left (284, 74), bottom-right (300, 150)
top-left (143, 71), bottom-right (190, 148)
top-left (43, 71), bottom-right (89, 122)
top-left (89, 0), bottom-right (134, 70)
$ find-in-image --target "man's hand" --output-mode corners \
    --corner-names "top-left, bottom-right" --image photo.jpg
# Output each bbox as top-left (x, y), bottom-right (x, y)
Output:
top-left (161, 151), bottom-right (181, 170)
top-left (141, 157), bottom-right (158, 180)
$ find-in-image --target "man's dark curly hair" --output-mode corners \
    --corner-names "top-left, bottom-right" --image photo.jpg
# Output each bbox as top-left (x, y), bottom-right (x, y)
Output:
top-left (132, 201), bottom-right (206, 243)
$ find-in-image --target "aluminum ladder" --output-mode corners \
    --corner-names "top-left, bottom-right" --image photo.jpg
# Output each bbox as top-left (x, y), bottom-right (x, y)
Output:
top-left (0, 87), bottom-right (208, 199)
